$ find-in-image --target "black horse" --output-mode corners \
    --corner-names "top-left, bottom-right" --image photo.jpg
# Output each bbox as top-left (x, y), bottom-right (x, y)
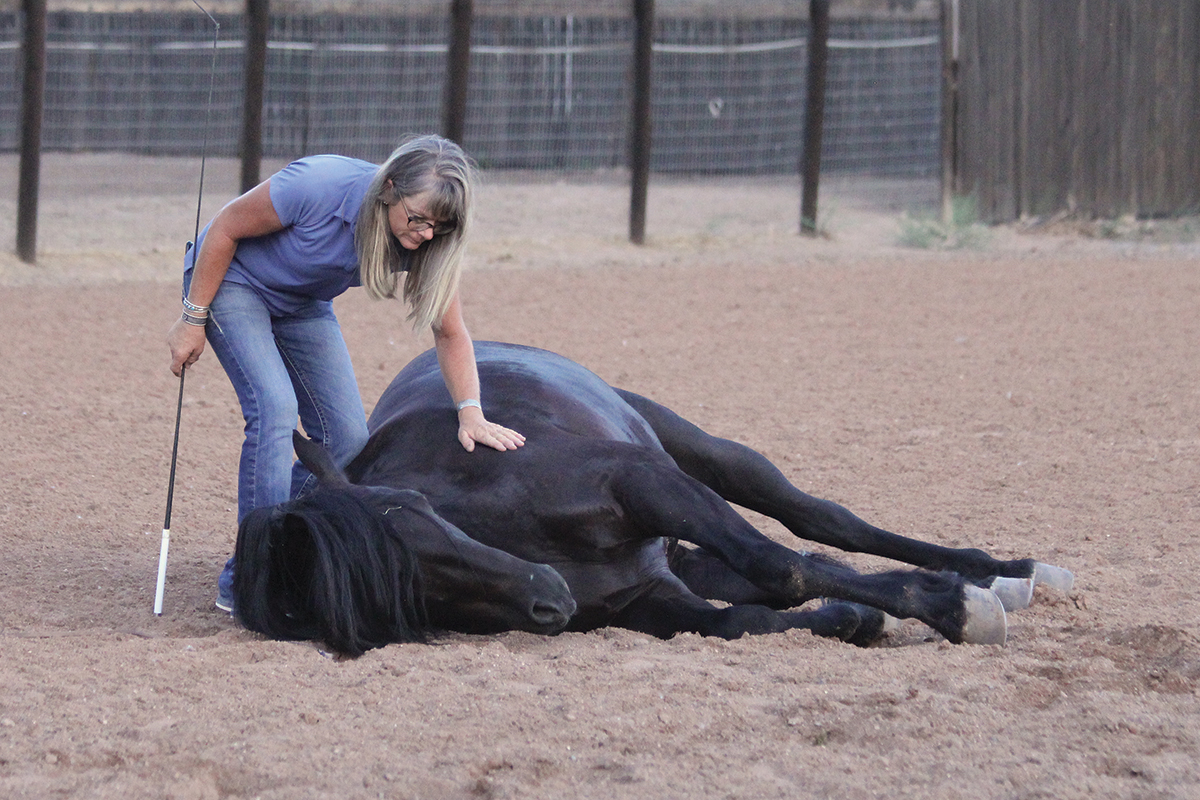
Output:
top-left (233, 342), bottom-right (1072, 657)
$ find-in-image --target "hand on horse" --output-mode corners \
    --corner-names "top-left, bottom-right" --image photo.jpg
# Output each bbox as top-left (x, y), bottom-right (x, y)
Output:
top-left (457, 408), bottom-right (526, 453)
top-left (167, 317), bottom-right (207, 377)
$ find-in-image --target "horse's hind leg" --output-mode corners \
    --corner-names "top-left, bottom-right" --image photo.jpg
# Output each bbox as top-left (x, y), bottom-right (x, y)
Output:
top-left (617, 388), bottom-right (1070, 593)
top-left (612, 463), bottom-right (1006, 645)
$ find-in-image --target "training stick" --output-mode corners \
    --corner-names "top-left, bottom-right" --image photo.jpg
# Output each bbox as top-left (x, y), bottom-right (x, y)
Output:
top-left (154, 0), bottom-right (219, 615)
top-left (154, 366), bottom-right (186, 615)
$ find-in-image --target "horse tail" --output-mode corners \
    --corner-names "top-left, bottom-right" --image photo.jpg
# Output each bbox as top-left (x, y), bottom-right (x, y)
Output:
top-left (233, 488), bottom-right (427, 657)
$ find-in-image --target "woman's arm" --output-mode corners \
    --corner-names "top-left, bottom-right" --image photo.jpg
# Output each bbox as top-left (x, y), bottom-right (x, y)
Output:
top-left (433, 294), bottom-right (526, 452)
top-left (167, 180), bottom-right (285, 376)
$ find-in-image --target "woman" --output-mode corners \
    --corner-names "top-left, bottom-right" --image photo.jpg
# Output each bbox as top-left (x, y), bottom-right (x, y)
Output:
top-left (166, 134), bottom-right (525, 613)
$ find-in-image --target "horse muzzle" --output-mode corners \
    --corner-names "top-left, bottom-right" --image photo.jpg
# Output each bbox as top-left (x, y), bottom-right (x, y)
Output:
top-left (522, 564), bottom-right (576, 633)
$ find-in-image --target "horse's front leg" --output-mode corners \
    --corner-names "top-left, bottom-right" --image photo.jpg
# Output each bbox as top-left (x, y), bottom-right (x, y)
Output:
top-left (612, 465), bottom-right (1007, 645)
top-left (611, 579), bottom-right (894, 647)
top-left (616, 389), bottom-right (1073, 598)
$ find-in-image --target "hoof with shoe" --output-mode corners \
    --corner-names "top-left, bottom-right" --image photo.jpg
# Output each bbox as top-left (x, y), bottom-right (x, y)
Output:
top-left (1033, 562), bottom-right (1074, 593)
top-left (988, 576), bottom-right (1035, 611)
top-left (960, 584), bottom-right (1007, 645)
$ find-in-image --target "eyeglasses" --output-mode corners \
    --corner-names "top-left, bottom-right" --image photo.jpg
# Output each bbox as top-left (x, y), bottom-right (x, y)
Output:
top-left (398, 195), bottom-right (457, 236)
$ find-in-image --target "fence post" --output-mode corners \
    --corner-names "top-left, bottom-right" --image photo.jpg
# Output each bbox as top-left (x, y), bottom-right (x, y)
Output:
top-left (17, 0), bottom-right (46, 264)
top-left (240, 0), bottom-right (269, 193)
top-left (939, 0), bottom-right (959, 223)
top-left (799, 0), bottom-right (830, 237)
top-left (629, 0), bottom-right (654, 245)
top-left (443, 0), bottom-right (473, 144)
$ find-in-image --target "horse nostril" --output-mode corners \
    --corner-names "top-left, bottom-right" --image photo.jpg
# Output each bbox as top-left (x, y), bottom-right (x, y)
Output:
top-left (525, 566), bottom-right (575, 631)
top-left (529, 598), bottom-right (574, 630)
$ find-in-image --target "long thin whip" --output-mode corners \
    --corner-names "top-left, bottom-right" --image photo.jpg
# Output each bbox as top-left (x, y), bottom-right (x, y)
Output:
top-left (155, 0), bottom-right (220, 616)
top-left (154, 365), bottom-right (186, 614)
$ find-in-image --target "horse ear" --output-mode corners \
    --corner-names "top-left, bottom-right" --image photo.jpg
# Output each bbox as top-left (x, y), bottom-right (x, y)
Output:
top-left (292, 430), bottom-right (349, 486)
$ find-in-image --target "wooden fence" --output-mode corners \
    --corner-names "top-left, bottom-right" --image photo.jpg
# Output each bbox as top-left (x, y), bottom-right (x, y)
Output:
top-left (945, 0), bottom-right (1200, 222)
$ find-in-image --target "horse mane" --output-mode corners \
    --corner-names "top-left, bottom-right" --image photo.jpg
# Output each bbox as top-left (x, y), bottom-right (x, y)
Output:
top-left (233, 487), bottom-right (428, 657)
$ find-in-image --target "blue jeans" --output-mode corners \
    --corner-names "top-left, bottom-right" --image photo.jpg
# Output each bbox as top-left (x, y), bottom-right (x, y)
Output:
top-left (199, 280), bottom-right (369, 601)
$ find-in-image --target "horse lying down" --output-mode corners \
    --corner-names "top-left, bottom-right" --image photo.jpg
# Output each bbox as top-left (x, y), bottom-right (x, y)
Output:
top-left (233, 342), bottom-right (1073, 657)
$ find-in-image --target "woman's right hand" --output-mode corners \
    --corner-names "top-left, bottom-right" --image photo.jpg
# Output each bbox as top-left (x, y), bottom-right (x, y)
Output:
top-left (167, 179), bottom-right (284, 377)
top-left (168, 317), bottom-right (208, 376)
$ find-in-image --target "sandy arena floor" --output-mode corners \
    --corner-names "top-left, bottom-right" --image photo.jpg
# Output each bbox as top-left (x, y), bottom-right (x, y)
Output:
top-left (1, 154), bottom-right (1198, 799)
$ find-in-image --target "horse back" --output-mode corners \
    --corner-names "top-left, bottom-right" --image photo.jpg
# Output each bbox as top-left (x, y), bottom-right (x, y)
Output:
top-left (365, 341), bottom-right (661, 448)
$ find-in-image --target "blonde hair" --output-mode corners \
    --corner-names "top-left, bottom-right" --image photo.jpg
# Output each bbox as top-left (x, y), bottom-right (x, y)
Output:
top-left (356, 134), bottom-right (477, 331)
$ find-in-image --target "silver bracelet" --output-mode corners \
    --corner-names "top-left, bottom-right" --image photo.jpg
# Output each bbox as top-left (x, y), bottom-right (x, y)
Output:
top-left (181, 311), bottom-right (208, 327)
top-left (456, 398), bottom-right (482, 412)
top-left (182, 297), bottom-right (210, 315)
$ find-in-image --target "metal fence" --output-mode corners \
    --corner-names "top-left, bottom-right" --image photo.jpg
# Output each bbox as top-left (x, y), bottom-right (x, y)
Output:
top-left (1, 10), bottom-right (941, 176)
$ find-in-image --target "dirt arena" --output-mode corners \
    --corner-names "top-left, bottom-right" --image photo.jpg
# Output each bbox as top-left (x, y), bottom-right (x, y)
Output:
top-left (1, 154), bottom-right (1198, 799)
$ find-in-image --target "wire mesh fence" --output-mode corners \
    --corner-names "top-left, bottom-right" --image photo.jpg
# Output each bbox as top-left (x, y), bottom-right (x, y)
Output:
top-left (0, 9), bottom-right (940, 176)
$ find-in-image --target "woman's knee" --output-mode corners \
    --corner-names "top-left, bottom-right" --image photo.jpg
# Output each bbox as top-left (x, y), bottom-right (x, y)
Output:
top-left (324, 417), bottom-right (369, 467)
top-left (245, 386), bottom-right (300, 433)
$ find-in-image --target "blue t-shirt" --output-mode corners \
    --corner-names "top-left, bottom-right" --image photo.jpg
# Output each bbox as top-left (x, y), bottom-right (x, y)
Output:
top-left (188, 155), bottom-right (380, 315)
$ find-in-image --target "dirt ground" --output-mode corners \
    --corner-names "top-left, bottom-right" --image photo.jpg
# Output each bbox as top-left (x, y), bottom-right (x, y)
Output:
top-left (1, 153), bottom-right (1199, 799)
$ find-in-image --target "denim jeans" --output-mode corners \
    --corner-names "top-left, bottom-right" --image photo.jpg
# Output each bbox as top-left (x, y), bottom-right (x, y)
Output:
top-left (198, 279), bottom-right (369, 603)
top-left (203, 279), bottom-right (369, 518)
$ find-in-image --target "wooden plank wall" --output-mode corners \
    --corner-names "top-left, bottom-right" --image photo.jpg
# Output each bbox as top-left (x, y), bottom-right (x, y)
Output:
top-left (949, 0), bottom-right (1200, 222)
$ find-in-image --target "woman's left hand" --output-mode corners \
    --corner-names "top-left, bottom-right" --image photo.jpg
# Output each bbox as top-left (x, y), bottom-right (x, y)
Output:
top-left (457, 408), bottom-right (526, 452)
top-left (432, 296), bottom-right (525, 452)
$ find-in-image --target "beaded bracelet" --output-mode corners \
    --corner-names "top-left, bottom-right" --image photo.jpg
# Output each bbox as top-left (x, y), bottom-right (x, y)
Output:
top-left (182, 297), bottom-right (210, 315)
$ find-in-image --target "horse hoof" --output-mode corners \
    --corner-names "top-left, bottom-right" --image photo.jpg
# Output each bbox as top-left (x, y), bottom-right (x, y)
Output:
top-left (960, 585), bottom-right (1007, 645)
top-left (836, 605), bottom-right (901, 647)
top-left (988, 576), bottom-right (1035, 611)
top-left (1033, 562), bottom-right (1074, 593)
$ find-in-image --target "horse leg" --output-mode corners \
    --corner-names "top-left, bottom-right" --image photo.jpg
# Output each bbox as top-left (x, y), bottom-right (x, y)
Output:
top-left (666, 539), bottom-right (781, 606)
top-left (617, 389), bottom-right (1072, 597)
top-left (612, 463), bottom-right (1007, 645)
top-left (611, 578), bottom-right (893, 647)
top-left (669, 539), bottom-right (897, 612)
